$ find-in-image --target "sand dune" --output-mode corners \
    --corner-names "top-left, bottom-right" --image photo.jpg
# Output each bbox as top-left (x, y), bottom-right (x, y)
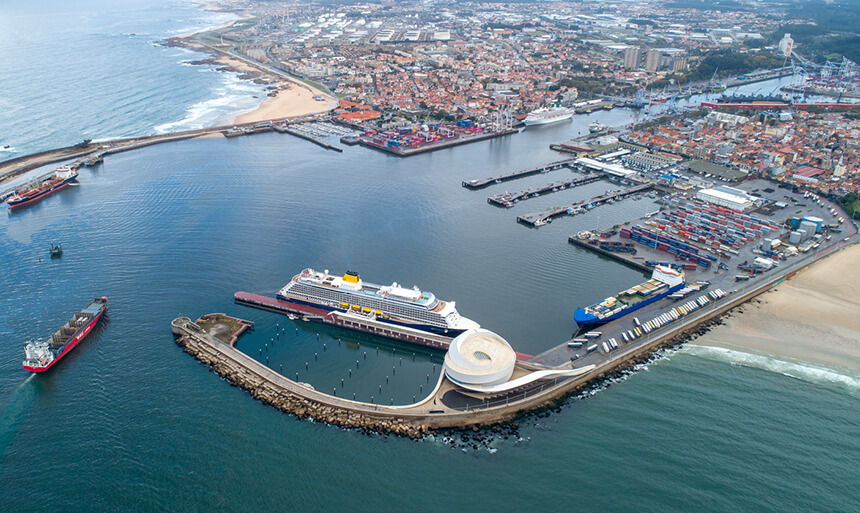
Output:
top-left (692, 244), bottom-right (860, 373)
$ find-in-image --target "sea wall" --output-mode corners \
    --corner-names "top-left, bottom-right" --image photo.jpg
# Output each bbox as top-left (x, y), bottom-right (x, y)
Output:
top-left (174, 325), bottom-right (430, 438)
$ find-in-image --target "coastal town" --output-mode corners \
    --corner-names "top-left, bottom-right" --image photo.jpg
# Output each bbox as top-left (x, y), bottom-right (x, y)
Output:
top-left (149, 0), bottom-right (860, 200)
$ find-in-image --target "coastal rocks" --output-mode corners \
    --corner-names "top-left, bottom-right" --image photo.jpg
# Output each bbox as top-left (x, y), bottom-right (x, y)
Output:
top-left (173, 333), bottom-right (429, 439)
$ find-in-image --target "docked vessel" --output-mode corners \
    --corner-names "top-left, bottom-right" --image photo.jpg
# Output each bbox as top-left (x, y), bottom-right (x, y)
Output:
top-left (588, 122), bottom-right (607, 133)
top-left (524, 107), bottom-right (573, 126)
top-left (574, 266), bottom-right (684, 327)
top-left (23, 297), bottom-right (108, 372)
top-left (276, 269), bottom-right (479, 337)
top-left (6, 165), bottom-right (78, 209)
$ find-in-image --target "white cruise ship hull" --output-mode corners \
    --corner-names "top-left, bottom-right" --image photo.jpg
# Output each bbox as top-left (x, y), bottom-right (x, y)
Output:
top-left (524, 112), bottom-right (573, 126)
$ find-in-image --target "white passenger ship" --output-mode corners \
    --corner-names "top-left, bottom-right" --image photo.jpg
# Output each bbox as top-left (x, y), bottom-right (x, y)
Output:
top-left (277, 269), bottom-right (479, 336)
top-left (523, 106), bottom-right (573, 126)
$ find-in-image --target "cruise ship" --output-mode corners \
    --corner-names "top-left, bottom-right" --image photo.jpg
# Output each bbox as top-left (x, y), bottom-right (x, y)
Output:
top-left (574, 266), bottom-right (685, 328)
top-left (276, 269), bottom-right (479, 337)
top-left (523, 107), bottom-right (573, 126)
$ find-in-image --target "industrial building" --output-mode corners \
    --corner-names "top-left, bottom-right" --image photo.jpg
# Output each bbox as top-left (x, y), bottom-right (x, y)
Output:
top-left (696, 186), bottom-right (760, 211)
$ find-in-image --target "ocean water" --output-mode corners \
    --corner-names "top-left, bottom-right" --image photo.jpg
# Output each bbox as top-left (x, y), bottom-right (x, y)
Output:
top-left (1, 2), bottom-right (859, 511)
top-left (0, 0), bottom-right (265, 157)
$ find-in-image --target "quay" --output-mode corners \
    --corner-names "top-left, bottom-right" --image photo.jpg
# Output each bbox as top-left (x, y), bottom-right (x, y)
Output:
top-left (276, 126), bottom-right (343, 152)
top-left (488, 173), bottom-right (601, 207)
top-left (359, 128), bottom-right (518, 158)
top-left (567, 236), bottom-right (652, 272)
top-left (463, 158), bottom-right (575, 190)
top-left (233, 291), bottom-right (532, 360)
top-left (517, 183), bottom-right (653, 227)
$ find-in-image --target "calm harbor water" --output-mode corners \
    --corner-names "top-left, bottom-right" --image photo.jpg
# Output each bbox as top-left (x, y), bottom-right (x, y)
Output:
top-left (1, 1), bottom-right (858, 511)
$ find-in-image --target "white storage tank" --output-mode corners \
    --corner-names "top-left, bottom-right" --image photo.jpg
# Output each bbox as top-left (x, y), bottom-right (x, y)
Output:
top-left (800, 221), bottom-right (818, 237)
top-left (802, 216), bottom-right (823, 232)
top-left (789, 231), bottom-right (802, 244)
top-left (798, 229), bottom-right (808, 241)
top-left (762, 238), bottom-right (773, 251)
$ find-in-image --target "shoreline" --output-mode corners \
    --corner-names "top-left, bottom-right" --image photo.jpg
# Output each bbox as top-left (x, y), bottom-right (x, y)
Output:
top-left (169, 40), bottom-right (335, 123)
top-left (690, 244), bottom-right (860, 375)
top-left (165, 6), bottom-right (337, 125)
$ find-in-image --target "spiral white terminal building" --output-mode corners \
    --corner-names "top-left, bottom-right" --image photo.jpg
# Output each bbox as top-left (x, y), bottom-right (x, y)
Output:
top-left (443, 328), bottom-right (596, 394)
top-left (443, 329), bottom-right (516, 387)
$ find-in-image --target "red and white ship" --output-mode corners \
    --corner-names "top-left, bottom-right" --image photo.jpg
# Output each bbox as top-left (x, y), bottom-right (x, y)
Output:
top-left (6, 165), bottom-right (78, 209)
top-left (23, 297), bottom-right (107, 372)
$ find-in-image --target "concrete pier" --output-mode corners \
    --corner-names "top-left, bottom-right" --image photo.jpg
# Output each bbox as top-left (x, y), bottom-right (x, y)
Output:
top-left (488, 173), bottom-right (601, 207)
top-left (517, 183), bottom-right (653, 226)
top-left (276, 126), bottom-right (343, 152)
top-left (463, 158), bottom-right (575, 190)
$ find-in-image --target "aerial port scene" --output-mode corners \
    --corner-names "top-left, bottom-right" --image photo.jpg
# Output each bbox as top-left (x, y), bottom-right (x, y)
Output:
top-left (1, 0), bottom-right (858, 510)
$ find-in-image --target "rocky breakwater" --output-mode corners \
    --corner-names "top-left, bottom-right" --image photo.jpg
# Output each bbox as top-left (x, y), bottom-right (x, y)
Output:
top-left (171, 316), bottom-right (430, 438)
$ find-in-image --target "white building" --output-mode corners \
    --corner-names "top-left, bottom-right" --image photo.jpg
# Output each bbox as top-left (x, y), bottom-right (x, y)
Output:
top-left (696, 186), bottom-right (758, 211)
top-left (778, 34), bottom-right (794, 57)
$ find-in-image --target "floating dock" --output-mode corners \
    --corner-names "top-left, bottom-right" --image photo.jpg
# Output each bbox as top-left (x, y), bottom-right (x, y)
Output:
top-left (463, 158), bottom-right (575, 190)
top-left (517, 183), bottom-right (653, 227)
top-left (488, 174), bottom-right (601, 207)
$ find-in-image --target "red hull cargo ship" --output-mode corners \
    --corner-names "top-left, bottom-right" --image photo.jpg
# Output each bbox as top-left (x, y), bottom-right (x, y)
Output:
top-left (23, 297), bottom-right (108, 372)
top-left (6, 165), bottom-right (78, 209)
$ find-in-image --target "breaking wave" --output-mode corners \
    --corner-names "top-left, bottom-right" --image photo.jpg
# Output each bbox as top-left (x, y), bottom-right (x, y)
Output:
top-left (682, 345), bottom-right (860, 395)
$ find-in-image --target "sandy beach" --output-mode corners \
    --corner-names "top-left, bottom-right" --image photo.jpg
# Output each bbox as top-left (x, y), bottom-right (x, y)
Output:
top-left (177, 40), bottom-right (335, 123)
top-left (691, 244), bottom-right (860, 373)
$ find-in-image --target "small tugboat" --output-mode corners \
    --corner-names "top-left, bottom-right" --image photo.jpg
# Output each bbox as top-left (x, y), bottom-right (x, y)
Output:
top-left (588, 122), bottom-right (607, 133)
top-left (49, 243), bottom-right (63, 258)
top-left (23, 297), bottom-right (108, 372)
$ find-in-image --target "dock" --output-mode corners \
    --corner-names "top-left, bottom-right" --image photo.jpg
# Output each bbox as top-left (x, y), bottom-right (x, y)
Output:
top-left (234, 291), bottom-right (532, 360)
top-left (359, 128), bottom-right (518, 158)
top-left (488, 173), bottom-right (601, 207)
top-left (463, 158), bottom-right (575, 190)
top-left (567, 236), bottom-right (652, 272)
top-left (276, 126), bottom-right (343, 152)
top-left (517, 183), bottom-right (653, 227)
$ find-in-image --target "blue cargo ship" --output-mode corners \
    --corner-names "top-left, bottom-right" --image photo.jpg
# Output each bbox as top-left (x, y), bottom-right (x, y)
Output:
top-left (574, 266), bottom-right (685, 328)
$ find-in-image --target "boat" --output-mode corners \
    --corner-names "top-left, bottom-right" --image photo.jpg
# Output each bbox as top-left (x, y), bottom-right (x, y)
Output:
top-left (523, 106), bottom-right (573, 126)
top-left (6, 165), bottom-right (78, 209)
top-left (23, 297), bottom-right (108, 372)
top-left (49, 243), bottom-right (63, 258)
top-left (574, 266), bottom-right (685, 327)
top-left (588, 122), bottom-right (607, 133)
top-left (0, 145), bottom-right (13, 152)
top-left (276, 269), bottom-right (479, 337)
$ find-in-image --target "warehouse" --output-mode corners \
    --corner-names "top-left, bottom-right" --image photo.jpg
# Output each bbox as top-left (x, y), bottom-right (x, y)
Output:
top-left (696, 186), bottom-right (759, 211)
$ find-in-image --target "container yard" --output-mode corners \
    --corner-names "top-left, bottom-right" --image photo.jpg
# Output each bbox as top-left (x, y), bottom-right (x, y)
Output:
top-left (528, 178), bottom-right (856, 369)
top-left (358, 120), bottom-right (517, 157)
top-left (567, 179), bottom-right (850, 284)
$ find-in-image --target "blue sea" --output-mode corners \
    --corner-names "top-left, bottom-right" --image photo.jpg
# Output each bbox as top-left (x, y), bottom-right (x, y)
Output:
top-left (0, 1), bottom-right (858, 511)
